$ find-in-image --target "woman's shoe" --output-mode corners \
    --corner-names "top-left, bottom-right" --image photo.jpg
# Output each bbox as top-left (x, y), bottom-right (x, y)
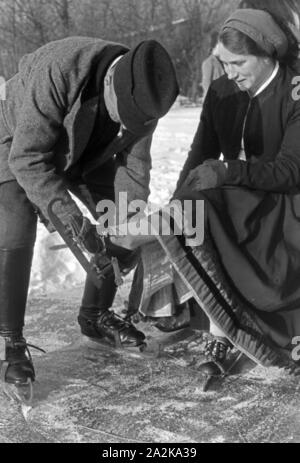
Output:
top-left (204, 336), bottom-right (233, 363)
top-left (198, 335), bottom-right (233, 391)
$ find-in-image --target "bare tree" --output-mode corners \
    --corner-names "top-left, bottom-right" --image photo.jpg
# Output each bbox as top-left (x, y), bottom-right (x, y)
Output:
top-left (0, 0), bottom-right (238, 98)
top-left (0, 0), bottom-right (77, 77)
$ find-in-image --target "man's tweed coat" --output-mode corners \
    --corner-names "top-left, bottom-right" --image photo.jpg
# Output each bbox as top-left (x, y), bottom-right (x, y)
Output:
top-left (0, 36), bottom-right (153, 226)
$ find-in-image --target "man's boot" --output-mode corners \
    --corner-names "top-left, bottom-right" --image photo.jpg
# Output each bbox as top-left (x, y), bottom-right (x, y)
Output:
top-left (2, 335), bottom-right (35, 385)
top-left (78, 272), bottom-right (146, 348)
top-left (0, 247), bottom-right (36, 397)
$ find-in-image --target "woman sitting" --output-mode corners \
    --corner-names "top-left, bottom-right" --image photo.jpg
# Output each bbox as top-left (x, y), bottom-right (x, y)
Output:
top-left (123, 8), bottom-right (300, 378)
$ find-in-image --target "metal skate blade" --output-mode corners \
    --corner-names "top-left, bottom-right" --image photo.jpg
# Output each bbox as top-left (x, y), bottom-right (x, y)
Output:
top-left (3, 379), bottom-right (33, 406)
top-left (82, 335), bottom-right (150, 358)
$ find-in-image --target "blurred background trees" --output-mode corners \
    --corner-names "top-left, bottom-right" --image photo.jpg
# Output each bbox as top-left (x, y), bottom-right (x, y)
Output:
top-left (0, 0), bottom-right (238, 100)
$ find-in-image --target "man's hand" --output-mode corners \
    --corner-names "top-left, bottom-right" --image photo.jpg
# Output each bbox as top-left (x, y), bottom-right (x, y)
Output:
top-left (185, 159), bottom-right (228, 191)
top-left (66, 215), bottom-right (104, 254)
top-left (49, 196), bottom-right (104, 254)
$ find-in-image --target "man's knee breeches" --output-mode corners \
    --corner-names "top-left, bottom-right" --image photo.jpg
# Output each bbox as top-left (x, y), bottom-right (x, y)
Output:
top-left (0, 181), bottom-right (37, 249)
top-left (0, 181), bottom-right (37, 335)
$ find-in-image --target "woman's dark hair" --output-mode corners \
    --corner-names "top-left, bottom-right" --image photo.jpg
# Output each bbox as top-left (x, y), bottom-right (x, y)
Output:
top-left (219, 7), bottom-right (299, 67)
top-left (210, 31), bottom-right (220, 50)
top-left (219, 28), bottom-right (271, 58)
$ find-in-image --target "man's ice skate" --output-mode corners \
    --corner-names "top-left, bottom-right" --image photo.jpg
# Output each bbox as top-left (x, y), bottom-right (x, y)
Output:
top-left (146, 302), bottom-right (191, 333)
top-left (0, 336), bottom-right (45, 405)
top-left (78, 307), bottom-right (147, 351)
top-left (48, 197), bottom-right (147, 352)
top-left (48, 198), bottom-right (118, 290)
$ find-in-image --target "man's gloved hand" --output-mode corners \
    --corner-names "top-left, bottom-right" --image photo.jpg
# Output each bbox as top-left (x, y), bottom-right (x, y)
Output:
top-left (185, 159), bottom-right (228, 191)
top-left (66, 214), bottom-right (104, 254)
top-left (50, 196), bottom-right (104, 254)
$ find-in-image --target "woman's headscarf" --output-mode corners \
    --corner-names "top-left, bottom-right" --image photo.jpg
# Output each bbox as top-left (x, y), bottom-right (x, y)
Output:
top-left (221, 9), bottom-right (289, 59)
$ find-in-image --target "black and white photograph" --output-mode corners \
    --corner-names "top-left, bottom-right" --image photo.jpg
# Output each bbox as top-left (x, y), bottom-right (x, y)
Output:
top-left (0, 0), bottom-right (300, 446)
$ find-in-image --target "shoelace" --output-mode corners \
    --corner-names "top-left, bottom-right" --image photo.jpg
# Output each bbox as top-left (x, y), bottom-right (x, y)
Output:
top-left (205, 339), bottom-right (231, 362)
top-left (7, 339), bottom-right (46, 363)
top-left (0, 339), bottom-right (46, 384)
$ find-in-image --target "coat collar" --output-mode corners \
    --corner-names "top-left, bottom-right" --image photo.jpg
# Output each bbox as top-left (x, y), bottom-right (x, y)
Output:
top-left (64, 45), bottom-right (128, 169)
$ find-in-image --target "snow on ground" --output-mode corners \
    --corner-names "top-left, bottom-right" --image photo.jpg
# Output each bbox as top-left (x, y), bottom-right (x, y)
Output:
top-left (7, 107), bottom-right (300, 444)
top-left (29, 106), bottom-right (201, 295)
top-left (149, 107), bottom-right (200, 207)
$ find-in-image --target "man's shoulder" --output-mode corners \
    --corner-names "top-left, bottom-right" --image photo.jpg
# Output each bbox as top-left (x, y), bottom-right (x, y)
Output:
top-left (19, 36), bottom-right (128, 75)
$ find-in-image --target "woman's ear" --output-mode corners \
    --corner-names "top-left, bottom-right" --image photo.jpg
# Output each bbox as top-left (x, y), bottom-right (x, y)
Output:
top-left (288, 21), bottom-right (300, 42)
top-left (263, 56), bottom-right (276, 67)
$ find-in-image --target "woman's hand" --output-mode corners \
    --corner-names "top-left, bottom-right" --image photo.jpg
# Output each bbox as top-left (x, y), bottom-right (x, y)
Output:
top-left (185, 159), bottom-right (228, 191)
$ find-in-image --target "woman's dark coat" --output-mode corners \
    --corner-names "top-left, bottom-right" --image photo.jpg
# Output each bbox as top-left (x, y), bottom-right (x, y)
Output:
top-left (175, 64), bottom-right (300, 350)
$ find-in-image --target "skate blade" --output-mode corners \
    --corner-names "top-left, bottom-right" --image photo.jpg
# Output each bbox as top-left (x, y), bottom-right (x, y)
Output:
top-left (82, 335), bottom-right (150, 357)
top-left (3, 379), bottom-right (33, 406)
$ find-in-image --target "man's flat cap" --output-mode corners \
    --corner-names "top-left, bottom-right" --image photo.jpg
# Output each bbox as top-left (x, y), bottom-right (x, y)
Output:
top-left (114, 40), bottom-right (179, 136)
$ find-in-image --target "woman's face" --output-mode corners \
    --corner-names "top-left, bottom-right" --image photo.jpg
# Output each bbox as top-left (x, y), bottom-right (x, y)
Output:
top-left (289, 10), bottom-right (300, 41)
top-left (218, 42), bottom-right (275, 95)
top-left (291, 9), bottom-right (300, 29)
